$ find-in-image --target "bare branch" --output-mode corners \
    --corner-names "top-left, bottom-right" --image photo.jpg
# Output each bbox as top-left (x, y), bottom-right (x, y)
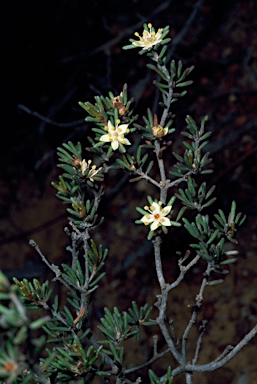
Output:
top-left (171, 323), bottom-right (257, 376)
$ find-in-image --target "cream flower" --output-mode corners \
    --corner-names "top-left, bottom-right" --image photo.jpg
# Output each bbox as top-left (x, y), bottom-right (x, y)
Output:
top-left (133, 23), bottom-right (163, 50)
top-left (80, 159), bottom-right (91, 175)
top-left (141, 201), bottom-right (171, 231)
top-left (79, 159), bottom-right (102, 182)
top-left (99, 120), bottom-right (131, 151)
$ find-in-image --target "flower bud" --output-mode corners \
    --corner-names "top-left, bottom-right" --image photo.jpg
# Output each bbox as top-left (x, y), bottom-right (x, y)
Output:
top-left (152, 124), bottom-right (168, 138)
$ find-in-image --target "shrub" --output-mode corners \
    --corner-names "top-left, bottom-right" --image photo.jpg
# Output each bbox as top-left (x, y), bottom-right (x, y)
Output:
top-left (0, 22), bottom-right (255, 384)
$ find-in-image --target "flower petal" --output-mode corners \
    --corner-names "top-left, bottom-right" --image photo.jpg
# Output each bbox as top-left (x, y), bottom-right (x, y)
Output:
top-left (150, 221), bottom-right (159, 231)
top-left (99, 134), bottom-right (111, 143)
top-left (121, 138), bottom-right (131, 146)
top-left (151, 202), bottom-right (161, 212)
top-left (160, 217), bottom-right (171, 227)
top-left (161, 206), bottom-right (172, 215)
top-left (141, 214), bottom-right (153, 224)
top-left (111, 140), bottom-right (119, 150)
top-left (118, 124), bottom-right (129, 133)
top-left (108, 121), bottom-right (114, 130)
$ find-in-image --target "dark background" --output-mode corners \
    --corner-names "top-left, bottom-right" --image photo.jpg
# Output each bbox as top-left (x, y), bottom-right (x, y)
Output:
top-left (1, 0), bottom-right (257, 383)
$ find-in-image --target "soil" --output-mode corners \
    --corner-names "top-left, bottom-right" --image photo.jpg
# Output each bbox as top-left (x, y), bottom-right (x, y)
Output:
top-left (1, 0), bottom-right (257, 383)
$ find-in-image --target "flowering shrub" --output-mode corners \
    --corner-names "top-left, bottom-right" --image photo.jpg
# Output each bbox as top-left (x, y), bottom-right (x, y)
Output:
top-left (0, 21), bottom-right (256, 384)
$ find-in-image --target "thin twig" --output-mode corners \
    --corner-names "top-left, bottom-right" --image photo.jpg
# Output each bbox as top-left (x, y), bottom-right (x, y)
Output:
top-left (66, 227), bottom-right (80, 271)
top-left (181, 262), bottom-right (213, 362)
top-left (213, 345), bottom-right (233, 363)
top-left (153, 236), bottom-right (166, 290)
top-left (168, 255), bottom-right (201, 291)
top-left (125, 347), bottom-right (170, 375)
top-left (169, 0), bottom-right (204, 54)
top-left (18, 104), bottom-right (85, 128)
top-left (153, 235), bottom-right (183, 365)
top-left (29, 240), bottom-right (62, 282)
top-left (171, 323), bottom-right (257, 376)
top-left (135, 168), bottom-right (161, 188)
top-left (192, 320), bottom-right (208, 364)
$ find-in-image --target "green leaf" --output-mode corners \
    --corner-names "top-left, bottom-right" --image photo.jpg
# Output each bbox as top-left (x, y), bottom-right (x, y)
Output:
top-left (116, 158), bottom-right (131, 170)
top-left (219, 257), bottom-right (237, 265)
top-left (145, 160), bottom-right (154, 175)
top-left (208, 279), bottom-right (224, 286)
top-left (207, 229), bottom-right (220, 245)
top-left (182, 218), bottom-right (200, 238)
top-left (176, 80), bottom-right (193, 87)
top-left (149, 369), bottom-right (160, 383)
top-left (89, 272), bottom-right (106, 287)
top-left (147, 64), bottom-right (168, 81)
top-left (228, 200), bottom-right (236, 224)
top-left (62, 264), bottom-right (79, 286)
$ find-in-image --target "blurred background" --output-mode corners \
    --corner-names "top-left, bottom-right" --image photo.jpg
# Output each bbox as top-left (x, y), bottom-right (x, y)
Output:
top-left (1, 0), bottom-right (257, 383)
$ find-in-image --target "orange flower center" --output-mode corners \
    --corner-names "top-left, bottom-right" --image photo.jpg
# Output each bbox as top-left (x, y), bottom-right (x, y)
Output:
top-left (4, 361), bottom-right (16, 372)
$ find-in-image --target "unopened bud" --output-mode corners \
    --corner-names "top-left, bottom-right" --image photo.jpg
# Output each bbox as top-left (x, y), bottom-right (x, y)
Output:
top-left (152, 124), bottom-right (168, 138)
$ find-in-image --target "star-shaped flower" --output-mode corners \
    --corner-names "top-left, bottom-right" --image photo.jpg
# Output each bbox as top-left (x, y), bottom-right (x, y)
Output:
top-left (132, 23), bottom-right (163, 51)
top-left (141, 201), bottom-right (171, 231)
top-left (123, 23), bottom-right (170, 52)
top-left (99, 120), bottom-right (131, 151)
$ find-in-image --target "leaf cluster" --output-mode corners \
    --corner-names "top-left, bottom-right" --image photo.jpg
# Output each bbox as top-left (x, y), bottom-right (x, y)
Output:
top-left (98, 302), bottom-right (154, 365)
top-left (183, 201), bottom-right (246, 266)
top-left (79, 84), bottom-right (137, 158)
top-left (172, 115), bottom-right (212, 177)
top-left (63, 239), bottom-right (108, 294)
top-left (42, 338), bottom-right (106, 383)
top-left (149, 55), bottom-right (194, 105)
top-left (51, 141), bottom-right (104, 228)
top-left (176, 177), bottom-right (216, 211)
top-left (0, 280), bottom-right (49, 383)
top-left (134, 108), bottom-right (175, 143)
top-left (149, 366), bottom-right (173, 384)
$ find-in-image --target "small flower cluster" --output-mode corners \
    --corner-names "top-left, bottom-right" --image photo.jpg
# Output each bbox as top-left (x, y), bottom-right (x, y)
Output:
top-left (79, 84), bottom-right (137, 156)
top-left (133, 24), bottom-right (163, 50)
top-left (72, 156), bottom-right (103, 182)
top-left (76, 158), bottom-right (102, 182)
top-left (123, 23), bottom-right (171, 52)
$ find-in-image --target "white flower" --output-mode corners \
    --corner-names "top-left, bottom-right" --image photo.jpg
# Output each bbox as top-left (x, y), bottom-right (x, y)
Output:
top-left (141, 201), bottom-right (171, 231)
top-left (79, 159), bottom-right (102, 181)
top-left (133, 23), bottom-right (163, 50)
top-left (99, 120), bottom-right (131, 151)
